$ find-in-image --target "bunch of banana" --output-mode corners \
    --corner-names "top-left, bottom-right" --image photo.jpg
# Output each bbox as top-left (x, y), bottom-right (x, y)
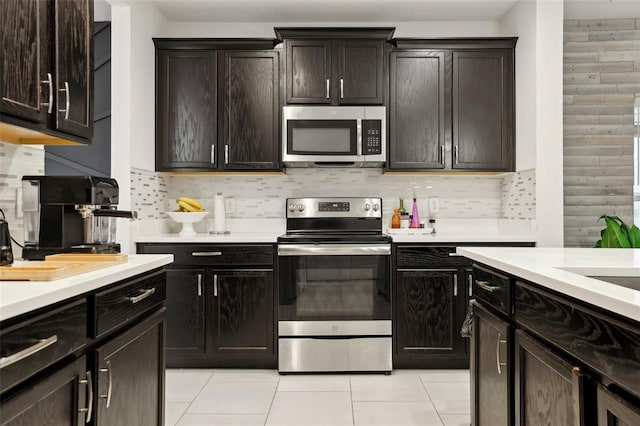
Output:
top-left (176, 197), bottom-right (205, 212)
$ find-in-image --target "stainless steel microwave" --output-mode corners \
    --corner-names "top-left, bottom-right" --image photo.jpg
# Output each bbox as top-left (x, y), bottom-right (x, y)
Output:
top-left (282, 106), bottom-right (386, 167)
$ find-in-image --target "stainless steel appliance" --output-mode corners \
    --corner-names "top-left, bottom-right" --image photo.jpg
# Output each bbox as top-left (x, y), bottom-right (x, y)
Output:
top-left (0, 216), bottom-right (13, 266)
top-left (21, 176), bottom-right (137, 260)
top-left (277, 197), bottom-right (392, 373)
top-left (282, 106), bottom-right (386, 167)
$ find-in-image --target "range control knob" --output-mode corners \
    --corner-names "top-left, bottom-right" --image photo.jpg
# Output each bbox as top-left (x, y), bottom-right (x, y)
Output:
top-left (288, 204), bottom-right (296, 212)
top-left (297, 204), bottom-right (305, 212)
top-left (372, 204), bottom-right (380, 212)
top-left (364, 203), bottom-right (371, 212)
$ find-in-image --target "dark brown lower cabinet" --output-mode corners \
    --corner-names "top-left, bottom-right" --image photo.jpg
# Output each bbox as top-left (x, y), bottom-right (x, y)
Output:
top-left (471, 302), bottom-right (510, 426)
top-left (0, 356), bottom-right (88, 426)
top-left (597, 385), bottom-right (640, 426)
top-left (95, 310), bottom-right (165, 426)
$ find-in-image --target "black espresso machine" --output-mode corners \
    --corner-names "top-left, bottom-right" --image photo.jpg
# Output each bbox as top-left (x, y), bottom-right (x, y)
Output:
top-left (21, 176), bottom-right (137, 260)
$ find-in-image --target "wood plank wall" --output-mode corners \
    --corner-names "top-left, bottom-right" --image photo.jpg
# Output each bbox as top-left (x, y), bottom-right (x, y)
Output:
top-left (563, 18), bottom-right (638, 247)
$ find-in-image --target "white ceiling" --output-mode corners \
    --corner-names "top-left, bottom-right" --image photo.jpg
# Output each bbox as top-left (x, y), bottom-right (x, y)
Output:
top-left (148, 0), bottom-right (639, 23)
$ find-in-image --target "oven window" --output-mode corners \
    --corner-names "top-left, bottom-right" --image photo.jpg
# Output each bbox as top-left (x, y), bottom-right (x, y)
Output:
top-left (287, 120), bottom-right (357, 155)
top-left (279, 255), bottom-right (391, 321)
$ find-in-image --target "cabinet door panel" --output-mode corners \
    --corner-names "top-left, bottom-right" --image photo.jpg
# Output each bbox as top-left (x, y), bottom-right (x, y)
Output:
top-left (212, 270), bottom-right (274, 356)
top-left (597, 385), bottom-right (640, 426)
top-left (453, 50), bottom-right (513, 171)
top-left (286, 40), bottom-right (332, 104)
top-left (338, 40), bottom-right (383, 104)
top-left (389, 51), bottom-right (447, 170)
top-left (156, 51), bottom-right (217, 170)
top-left (166, 269), bottom-right (205, 358)
top-left (55, 0), bottom-right (93, 139)
top-left (220, 51), bottom-right (280, 170)
top-left (0, 0), bottom-right (49, 124)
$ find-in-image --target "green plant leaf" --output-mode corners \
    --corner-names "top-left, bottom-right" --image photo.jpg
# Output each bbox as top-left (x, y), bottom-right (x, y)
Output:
top-left (603, 216), bottom-right (631, 248)
top-left (628, 225), bottom-right (640, 248)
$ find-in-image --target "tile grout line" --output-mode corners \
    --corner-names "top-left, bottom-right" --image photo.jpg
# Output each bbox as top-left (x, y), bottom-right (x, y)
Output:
top-left (170, 371), bottom-right (215, 426)
top-left (263, 374), bottom-right (281, 426)
top-left (419, 376), bottom-right (446, 426)
top-left (349, 375), bottom-right (355, 426)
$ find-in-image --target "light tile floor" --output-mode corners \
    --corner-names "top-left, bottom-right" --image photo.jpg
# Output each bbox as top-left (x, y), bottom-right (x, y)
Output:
top-left (166, 369), bottom-right (471, 426)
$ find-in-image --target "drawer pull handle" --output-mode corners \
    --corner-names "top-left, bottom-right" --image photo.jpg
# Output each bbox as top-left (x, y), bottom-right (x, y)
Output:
top-left (0, 335), bottom-right (58, 369)
top-left (475, 280), bottom-right (500, 293)
top-left (79, 370), bottom-right (93, 423)
top-left (448, 252), bottom-right (462, 257)
top-left (213, 274), bottom-right (218, 297)
top-left (99, 360), bottom-right (112, 408)
top-left (192, 251), bottom-right (223, 257)
top-left (496, 335), bottom-right (507, 375)
top-left (128, 288), bottom-right (156, 304)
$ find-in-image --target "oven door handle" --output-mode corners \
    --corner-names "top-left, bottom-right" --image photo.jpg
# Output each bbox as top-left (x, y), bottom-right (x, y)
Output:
top-left (278, 244), bottom-right (391, 256)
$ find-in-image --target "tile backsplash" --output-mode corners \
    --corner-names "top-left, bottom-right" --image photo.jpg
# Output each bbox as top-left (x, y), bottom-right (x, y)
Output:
top-left (501, 169), bottom-right (536, 220)
top-left (130, 168), bottom-right (170, 220)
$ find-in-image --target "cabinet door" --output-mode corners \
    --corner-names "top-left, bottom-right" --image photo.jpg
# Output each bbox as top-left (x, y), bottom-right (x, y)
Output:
top-left (156, 50), bottom-right (218, 171)
top-left (219, 51), bottom-right (280, 170)
top-left (337, 40), bottom-right (383, 105)
top-left (55, 0), bottom-right (93, 139)
top-left (211, 270), bottom-right (274, 358)
top-left (395, 269), bottom-right (464, 365)
top-left (597, 385), bottom-right (640, 426)
top-left (96, 310), bottom-right (165, 426)
top-left (389, 51), bottom-right (447, 170)
top-left (0, 356), bottom-right (89, 426)
top-left (452, 50), bottom-right (513, 171)
top-left (165, 269), bottom-right (205, 361)
top-left (471, 302), bottom-right (510, 426)
top-left (514, 329), bottom-right (589, 426)
top-left (0, 0), bottom-right (49, 124)
top-left (285, 40), bottom-right (332, 104)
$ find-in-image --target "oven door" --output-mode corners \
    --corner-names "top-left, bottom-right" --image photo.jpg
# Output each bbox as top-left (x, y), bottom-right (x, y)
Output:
top-left (277, 244), bottom-right (391, 323)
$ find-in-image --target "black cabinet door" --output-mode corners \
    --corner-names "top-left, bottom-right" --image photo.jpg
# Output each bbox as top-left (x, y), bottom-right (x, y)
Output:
top-left (54, 0), bottom-right (93, 139)
top-left (471, 302), bottom-right (510, 426)
top-left (514, 329), bottom-right (590, 426)
top-left (285, 40), bottom-right (332, 104)
top-left (0, 356), bottom-right (88, 426)
top-left (156, 50), bottom-right (218, 171)
top-left (211, 270), bottom-right (275, 360)
top-left (389, 51), bottom-right (447, 170)
top-left (0, 0), bottom-right (49, 124)
top-left (394, 268), bottom-right (465, 367)
top-left (597, 385), bottom-right (640, 426)
top-left (219, 51), bottom-right (280, 170)
top-left (165, 268), bottom-right (205, 362)
top-left (337, 40), bottom-right (383, 105)
top-left (96, 310), bottom-right (165, 426)
top-left (452, 50), bottom-right (513, 171)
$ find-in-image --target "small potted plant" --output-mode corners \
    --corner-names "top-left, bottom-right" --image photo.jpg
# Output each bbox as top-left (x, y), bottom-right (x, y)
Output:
top-left (595, 215), bottom-right (640, 248)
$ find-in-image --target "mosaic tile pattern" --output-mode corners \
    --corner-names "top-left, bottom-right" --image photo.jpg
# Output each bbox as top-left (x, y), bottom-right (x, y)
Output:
top-left (501, 169), bottom-right (536, 220)
top-left (130, 168), bottom-right (170, 220)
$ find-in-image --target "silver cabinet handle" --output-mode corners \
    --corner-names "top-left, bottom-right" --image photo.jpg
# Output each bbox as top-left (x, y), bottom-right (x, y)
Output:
top-left (197, 273), bottom-right (202, 296)
top-left (192, 251), bottom-right (222, 257)
top-left (224, 144), bottom-right (229, 165)
top-left (41, 72), bottom-right (53, 113)
top-left (278, 244), bottom-right (391, 256)
top-left (453, 274), bottom-right (458, 297)
top-left (79, 370), bottom-right (93, 423)
top-left (454, 145), bottom-right (459, 164)
top-left (128, 288), bottom-right (156, 304)
top-left (496, 334), bottom-right (507, 375)
top-left (440, 145), bottom-right (445, 165)
top-left (59, 81), bottom-right (70, 119)
top-left (468, 274), bottom-right (473, 297)
top-left (475, 280), bottom-right (500, 292)
top-left (326, 79), bottom-right (330, 99)
top-left (0, 335), bottom-right (58, 369)
top-left (210, 144), bottom-right (215, 164)
top-left (99, 360), bottom-right (112, 408)
top-left (213, 274), bottom-right (218, 297)
top-left (448, 252), bottom-right (462, 257)
top-left (340, 78), bottom-right (344, 99)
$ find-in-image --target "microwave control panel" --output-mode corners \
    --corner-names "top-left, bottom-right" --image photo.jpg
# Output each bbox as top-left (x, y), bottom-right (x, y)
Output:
top-left (362, 120), bottom-right (382, 155)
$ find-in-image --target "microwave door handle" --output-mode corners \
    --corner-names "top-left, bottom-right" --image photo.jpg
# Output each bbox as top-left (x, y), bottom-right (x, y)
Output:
top-left (357, 119), bottom-right (362, 156)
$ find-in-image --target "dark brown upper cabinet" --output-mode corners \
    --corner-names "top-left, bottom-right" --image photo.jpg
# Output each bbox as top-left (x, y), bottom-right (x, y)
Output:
top-left (154, 39), bottom-right (280, 172)
top-left (276, 28), bottom-right (392, 105)
top-left (0, 0), bottom-right (93, 144)
top-left (388, 38), bottom-right (516, 172)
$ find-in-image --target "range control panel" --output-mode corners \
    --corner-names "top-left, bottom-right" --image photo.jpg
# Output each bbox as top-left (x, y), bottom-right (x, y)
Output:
top-left (362, 120), bottom-right (382, 155)
top-left (286, 197), bottom-right (382, 218)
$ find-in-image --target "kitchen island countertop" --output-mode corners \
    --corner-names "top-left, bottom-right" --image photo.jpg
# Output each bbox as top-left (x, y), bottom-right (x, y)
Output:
top-left (0, 254), bottom-right (173, 322)
top-left (457, 247), bottom-right (640, 322)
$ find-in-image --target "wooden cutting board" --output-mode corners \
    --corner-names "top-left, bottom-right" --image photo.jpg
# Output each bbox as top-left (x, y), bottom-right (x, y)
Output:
top-left (0, 254), bottom-right (128, 281)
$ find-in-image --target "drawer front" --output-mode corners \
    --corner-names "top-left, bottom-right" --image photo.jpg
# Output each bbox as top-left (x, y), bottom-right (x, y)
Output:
top-left (472, 264), bottom-right (510, 316)
top-left (396, 246), bottom-right (472, 268)
top-left (138, 244), bottom-right (274, 266)
top-left (94, 270), bottom-right (166, 337)
top-left (0, 299), bottom-right (87, 394)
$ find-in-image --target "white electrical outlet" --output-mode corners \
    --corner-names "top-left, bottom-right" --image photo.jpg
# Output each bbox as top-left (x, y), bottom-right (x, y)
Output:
top-left (225, 198), bottom-right (236, 214)
top-left (429, 197), bottom-right (440, 213)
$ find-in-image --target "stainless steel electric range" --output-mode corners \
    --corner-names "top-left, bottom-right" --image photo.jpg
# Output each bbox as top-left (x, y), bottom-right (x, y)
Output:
top-left (277, 197), bottom-right (392, 373)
